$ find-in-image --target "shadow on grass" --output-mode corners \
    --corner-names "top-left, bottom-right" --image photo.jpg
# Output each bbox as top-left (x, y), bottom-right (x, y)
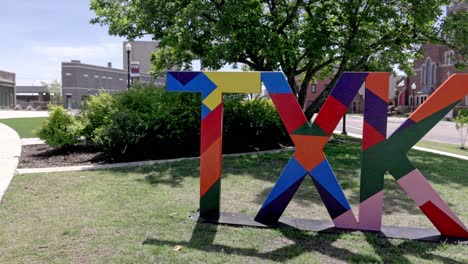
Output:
top-left (142, 222), bottom-right (462, 263)
top-left (115, 136), bottom-right (467, 216)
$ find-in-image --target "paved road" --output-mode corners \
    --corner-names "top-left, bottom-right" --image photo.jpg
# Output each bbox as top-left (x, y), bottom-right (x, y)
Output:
top-left (336, 115), bottom-right (460, 145)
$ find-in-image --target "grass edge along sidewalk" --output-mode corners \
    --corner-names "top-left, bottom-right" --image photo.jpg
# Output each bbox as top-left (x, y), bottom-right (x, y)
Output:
top-left (2, 135), bottom-right (467, 263)
top-left (335, 131), bottom-right (468, 160)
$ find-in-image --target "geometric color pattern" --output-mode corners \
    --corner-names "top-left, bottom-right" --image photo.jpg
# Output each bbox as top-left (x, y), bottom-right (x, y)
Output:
top-left (359, 72), bottom-right (390, 231)
top-left (254, 72), bottom-right (368, 229)
top-left (167, 71), bottom-right (261, 219)
top-left (166, 71), bottom-right (468, 239)
top-left (359, 74), bottom-right (468, 238)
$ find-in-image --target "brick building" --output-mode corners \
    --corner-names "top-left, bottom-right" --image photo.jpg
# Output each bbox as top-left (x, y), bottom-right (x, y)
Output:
top-left (396, 44), bottom-right (468, 110)
top-left (0, 70), bottom-right (15, 109)
top-left (62, 41), bottom-right (164, 109)
top-left (15, 86), bottom-right (51, 109)
top-left (396, 1), bottom-right (468, 114)
top-left (61, 60), bottom-right (162, 109)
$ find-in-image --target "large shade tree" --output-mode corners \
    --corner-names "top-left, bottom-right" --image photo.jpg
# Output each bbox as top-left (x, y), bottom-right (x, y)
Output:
top-left (91, 0), bottom-right (453, 119)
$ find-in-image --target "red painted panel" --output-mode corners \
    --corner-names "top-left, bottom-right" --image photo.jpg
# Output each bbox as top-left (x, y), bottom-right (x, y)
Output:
top-left (201, 103), bottom-right (223, 153)
top-left (362, 121), bottom-right (385, 150)
top-left (314, 96), bottom-right (347, 136)
top-left (270, 93), bottom-right (308, 133)
top-left (420, 201), bottom-right (468, 238)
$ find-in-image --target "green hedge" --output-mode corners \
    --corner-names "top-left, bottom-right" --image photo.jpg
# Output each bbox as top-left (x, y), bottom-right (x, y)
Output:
top-left (34, 105), bottom-right (81, 147)
top-left (39, 83), bottom-right (290, 158)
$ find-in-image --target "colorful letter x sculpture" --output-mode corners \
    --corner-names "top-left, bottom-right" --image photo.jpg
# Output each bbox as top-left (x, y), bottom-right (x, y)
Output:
top-left (166, 71), bottom-right (468, 239)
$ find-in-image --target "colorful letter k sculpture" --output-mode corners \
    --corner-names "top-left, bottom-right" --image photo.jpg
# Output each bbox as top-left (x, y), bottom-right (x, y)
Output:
top-left (166, 71), bottom-right (468, 240)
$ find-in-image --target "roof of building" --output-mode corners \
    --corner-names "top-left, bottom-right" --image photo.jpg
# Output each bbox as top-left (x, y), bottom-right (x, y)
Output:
top-left (0, 70), bottom-right (15, 84)
top-left (62, 60), bottom-right (153, 77)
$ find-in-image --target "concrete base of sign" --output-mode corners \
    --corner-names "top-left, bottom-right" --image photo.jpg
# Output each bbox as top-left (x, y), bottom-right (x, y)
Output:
top-left (190, 212), bottom-right (467, 244)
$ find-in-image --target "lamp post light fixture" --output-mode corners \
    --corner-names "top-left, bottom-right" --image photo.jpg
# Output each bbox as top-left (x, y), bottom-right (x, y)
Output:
top-left (411, 82), bottom-right (416, 112)
top-left (126, 42), bottom-right (132, 89)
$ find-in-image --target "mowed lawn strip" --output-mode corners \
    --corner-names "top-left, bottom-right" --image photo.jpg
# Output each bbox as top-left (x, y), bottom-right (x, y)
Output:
top-left (416, 140), bottom-right (468, 157)
top-left (0, 135), bottom-right (466, 263)
top-left (0, 117), bottom-right (47, 138)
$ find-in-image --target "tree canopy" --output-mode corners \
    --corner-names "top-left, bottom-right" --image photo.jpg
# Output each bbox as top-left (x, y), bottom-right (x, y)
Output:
top-left (91, 0), bottom-right (454, 118)
top-left (41, 79), bottom-right (62, 105)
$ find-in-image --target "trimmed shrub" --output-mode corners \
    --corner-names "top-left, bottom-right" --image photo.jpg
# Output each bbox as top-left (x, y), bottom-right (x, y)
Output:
top-left (79, 91), bottom-right (116, 142)
top-left (34, 105), bottom-right (80, 147)
top-left (92, 83), bottom-right (201, 156)
top-left (79, 83), bottom-right (290, 158)
top-left (223, 96), bottom-right (290, 152)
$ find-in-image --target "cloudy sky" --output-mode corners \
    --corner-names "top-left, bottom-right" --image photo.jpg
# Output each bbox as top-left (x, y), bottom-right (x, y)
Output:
top-left (0, 1), bottom-right (150, 85)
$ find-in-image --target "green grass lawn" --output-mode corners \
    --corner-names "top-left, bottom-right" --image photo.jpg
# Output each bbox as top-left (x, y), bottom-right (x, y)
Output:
top-left (416, 140), bottom-right (468, 157)
top-left (0, 117), bottom-right (46, 138)
top-left (0, 136), bottom-right (466, 263)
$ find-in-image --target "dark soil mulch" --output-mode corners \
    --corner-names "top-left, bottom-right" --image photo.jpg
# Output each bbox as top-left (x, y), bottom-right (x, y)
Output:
top-left (19, 144), bottom-right (110, 168)
top-left (18, 142), bottom-right (286, 169)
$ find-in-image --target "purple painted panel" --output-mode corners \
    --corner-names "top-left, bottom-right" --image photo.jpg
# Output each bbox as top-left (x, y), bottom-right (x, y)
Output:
top-left (364, 89), bottom-right (388, 136)
top-left (168, 71), bottom-right (202, 85)
top-left (330, 72), bottom-right (368, 106)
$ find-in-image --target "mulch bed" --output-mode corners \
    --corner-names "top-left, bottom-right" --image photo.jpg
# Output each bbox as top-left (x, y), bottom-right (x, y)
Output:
top-left (18, 144), bottom-right (110, 168)
top-left (19, 144), bottom-right (199, 168)
top-left (18, 143), bottom-right (284, 169)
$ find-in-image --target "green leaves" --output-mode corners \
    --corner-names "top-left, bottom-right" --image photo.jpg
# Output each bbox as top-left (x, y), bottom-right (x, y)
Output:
top-left (35, 105), bottom-right (80, 147)
top-left (90, 0), bottom-right (458, 117)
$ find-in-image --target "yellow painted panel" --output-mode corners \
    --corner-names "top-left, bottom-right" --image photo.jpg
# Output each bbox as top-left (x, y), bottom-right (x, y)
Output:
top-left (202, 89), bottom-right (222, 110)
top-left (204, 72), bottom-right (261, 94)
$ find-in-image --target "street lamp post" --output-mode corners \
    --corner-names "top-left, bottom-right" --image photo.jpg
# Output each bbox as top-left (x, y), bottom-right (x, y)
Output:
top-left (341, 111), bottom-right (347, 135)
top-left (126, 42), bottom-right (132, 89)
top-left (411, 83), bottom-right (416, 112)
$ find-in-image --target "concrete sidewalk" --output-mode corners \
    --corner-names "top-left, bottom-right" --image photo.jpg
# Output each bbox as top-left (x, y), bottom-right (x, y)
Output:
top-left (22, 137), bottom-right (45, 145)
top-left (0, 123), bottom-right (21, 201)
top-left (0, 110), bottom-right (49, 119)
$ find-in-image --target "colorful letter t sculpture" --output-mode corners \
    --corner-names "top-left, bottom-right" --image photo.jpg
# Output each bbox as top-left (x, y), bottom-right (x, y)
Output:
top-left (166, 71), bottom-right (261, 219)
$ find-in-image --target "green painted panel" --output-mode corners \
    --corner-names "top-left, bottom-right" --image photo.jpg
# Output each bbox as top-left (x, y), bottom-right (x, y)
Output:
top-left (199, 179), bottom-right (221, 219)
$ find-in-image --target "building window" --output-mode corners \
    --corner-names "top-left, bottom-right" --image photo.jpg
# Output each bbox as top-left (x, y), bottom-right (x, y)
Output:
top-left (422, 58), bottom-right (436, 86)
top-left (94, 75), bottom-right (99, 78)
top-left (307, 100), bottom-right (313, 107)
top-left (311, 84), bottom-right (317, 93)
top-left (65, 73), bottom-right (72, 76)
top-left (425, 58), bottom-right (432, 85)
top-left (444, 51), bottom-right (454, 65)
top-left (421, 96), bottom-right (427, 104)
top-left (421, 65), bottom-right (425, 86)
top-left (83, 74), bottom-right (89, 77)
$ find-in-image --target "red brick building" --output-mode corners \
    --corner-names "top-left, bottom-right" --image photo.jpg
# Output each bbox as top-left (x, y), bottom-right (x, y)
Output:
top-left (396, 1), bottom-right (468, 112)
top-left (397, 44), bottom-right (468, 109)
